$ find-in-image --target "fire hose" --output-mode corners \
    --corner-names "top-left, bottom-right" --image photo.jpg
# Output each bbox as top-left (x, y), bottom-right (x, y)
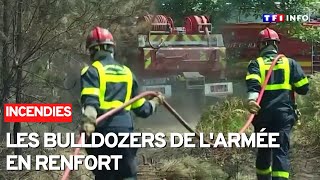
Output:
top-left (61, 54), bottom-right (287, 179)
top-left (239, 54), bottom-right (285, 133)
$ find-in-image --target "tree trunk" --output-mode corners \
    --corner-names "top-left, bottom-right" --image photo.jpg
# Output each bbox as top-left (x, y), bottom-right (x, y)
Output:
top-left (0, 0), bottom-right (11, 139)
top-left (13, 0), bottom-right (23, 155)
top-left (13, 68), bottom-right (22, 155)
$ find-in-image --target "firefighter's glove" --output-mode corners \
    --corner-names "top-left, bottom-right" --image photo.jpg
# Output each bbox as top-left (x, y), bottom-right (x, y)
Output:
top-left (81, 106), bottom-right (97, 136)
top-left (149, 92), bottom-right (165, 113)
top-left (247, 100), bottom-right (260, 115)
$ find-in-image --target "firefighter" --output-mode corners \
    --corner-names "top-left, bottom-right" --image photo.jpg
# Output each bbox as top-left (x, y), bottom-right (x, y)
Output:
top-left (80, 26), bottom-right (165, 180)
top-left (245, 27), bottom-right (309, 180)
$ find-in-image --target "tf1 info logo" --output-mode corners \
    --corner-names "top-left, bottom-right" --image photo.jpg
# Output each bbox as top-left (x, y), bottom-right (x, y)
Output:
top-left (262, 14), bottom-right (309, 22)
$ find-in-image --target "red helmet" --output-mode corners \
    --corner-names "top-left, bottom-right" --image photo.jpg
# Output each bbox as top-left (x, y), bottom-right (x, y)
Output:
top-left (86, 26), bottom-right (114, 49)
top-left (258, 28), bottom-right (280, 43)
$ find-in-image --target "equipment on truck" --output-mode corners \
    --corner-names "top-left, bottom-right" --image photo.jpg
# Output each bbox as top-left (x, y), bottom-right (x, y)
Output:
top-left (133, 15), bottom-right (233, 104)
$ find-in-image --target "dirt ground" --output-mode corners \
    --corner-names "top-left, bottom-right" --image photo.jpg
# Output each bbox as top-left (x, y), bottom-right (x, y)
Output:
top-left (134, 105), bottom-right (200, 133)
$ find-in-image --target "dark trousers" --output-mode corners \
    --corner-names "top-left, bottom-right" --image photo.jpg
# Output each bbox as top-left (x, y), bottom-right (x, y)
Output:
top-left (85, 127), bottom-right (138, 180)
top-left (253, 110), bottom-right (295, 180)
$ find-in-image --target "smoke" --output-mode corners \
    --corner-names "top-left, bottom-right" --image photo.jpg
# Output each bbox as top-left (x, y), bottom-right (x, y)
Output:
top-left (135, 84), bottom-right (208, 132)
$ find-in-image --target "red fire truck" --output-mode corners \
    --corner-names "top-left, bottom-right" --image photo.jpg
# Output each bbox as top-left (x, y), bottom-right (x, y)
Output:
top-left (133, 15), bottom-right (319, 109)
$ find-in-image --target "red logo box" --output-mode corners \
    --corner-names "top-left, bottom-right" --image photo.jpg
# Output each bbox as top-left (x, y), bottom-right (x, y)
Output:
top-left (4, 104), bottom-right (72, 123)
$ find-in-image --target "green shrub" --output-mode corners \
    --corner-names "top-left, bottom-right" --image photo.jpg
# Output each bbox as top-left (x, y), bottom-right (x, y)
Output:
top-left (196, 97), bottom-right (249, 135)
top-left (296, 72), bottom-right (320, 144)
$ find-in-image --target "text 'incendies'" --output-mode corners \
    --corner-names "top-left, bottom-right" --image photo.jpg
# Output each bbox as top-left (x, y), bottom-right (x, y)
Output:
top-left (4, 104), bottom-right (72, 123)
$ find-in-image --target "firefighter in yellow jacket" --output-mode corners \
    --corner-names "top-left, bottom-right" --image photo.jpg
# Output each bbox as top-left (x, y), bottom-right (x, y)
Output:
top-left (245, 28), bottom-right (309, 180)
top-left (80, 26), bottom-right (165, 180)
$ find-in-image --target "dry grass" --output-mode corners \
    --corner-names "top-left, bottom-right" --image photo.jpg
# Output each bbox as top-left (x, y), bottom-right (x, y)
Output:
top-left (156, 155), bottom-right (228, 180)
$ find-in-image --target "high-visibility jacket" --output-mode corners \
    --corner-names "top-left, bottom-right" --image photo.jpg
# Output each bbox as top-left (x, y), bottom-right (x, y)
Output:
top-left (245, 52), bottom-right (309, 111)
top-left (80, 54), bottom-right (154, 128)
